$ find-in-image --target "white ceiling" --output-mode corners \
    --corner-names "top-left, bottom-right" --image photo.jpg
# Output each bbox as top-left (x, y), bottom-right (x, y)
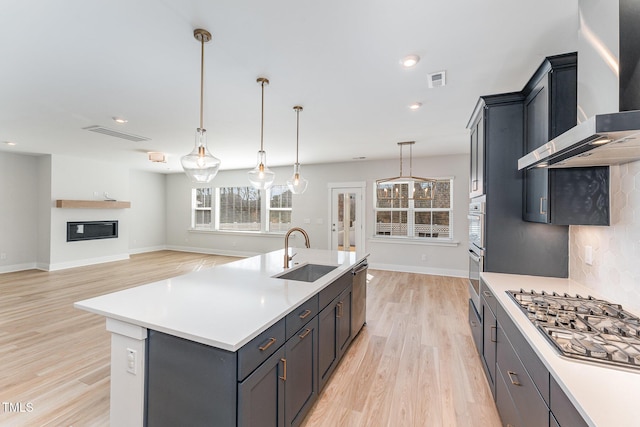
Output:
top-left (0, 0), bottom-right (578, 174)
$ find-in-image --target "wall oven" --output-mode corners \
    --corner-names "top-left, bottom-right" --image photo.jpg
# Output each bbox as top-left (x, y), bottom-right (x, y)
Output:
top-left (468, 197), bottom-right (485, 309)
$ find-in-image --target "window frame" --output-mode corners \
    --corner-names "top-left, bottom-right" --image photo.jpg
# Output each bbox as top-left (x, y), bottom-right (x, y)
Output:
top-left (190, 184), bottom-right (292, 234)
top-left (373, 177), bottom-right (454, 241)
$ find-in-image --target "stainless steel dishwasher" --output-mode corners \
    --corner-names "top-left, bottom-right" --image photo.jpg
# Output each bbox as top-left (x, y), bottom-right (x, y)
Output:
top-left (351, 259), bottom-right (368, 335)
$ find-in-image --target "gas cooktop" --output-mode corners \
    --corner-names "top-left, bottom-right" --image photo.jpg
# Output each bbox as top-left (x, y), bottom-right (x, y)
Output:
top-left (507, 289), bottom-right (640, 371)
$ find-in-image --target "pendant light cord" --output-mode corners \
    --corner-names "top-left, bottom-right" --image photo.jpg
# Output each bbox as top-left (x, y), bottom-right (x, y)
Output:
top-left (199, 36), bottom-right (205, 130)
top-left (295, 106), bottom-right (301, 163)
top-left (260, 79), bottom-right (265, 151)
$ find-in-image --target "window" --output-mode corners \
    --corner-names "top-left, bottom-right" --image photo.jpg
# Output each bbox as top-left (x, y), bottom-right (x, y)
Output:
top-left (374, 178), bottom-right (453, 239)
top-left (191, 184), bottom-right (292, 233)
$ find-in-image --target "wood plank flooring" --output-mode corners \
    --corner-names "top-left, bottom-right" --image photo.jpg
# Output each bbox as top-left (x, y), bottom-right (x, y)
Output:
top-left (0, 252), bottom-right (500, 427)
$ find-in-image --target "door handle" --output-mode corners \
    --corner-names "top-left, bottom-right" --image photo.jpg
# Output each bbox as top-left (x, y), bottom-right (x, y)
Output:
top-left (539, 197), bottom-right (547, 215)
top-left (337, 302), bottom-right (343, 318)
top-left (258, 337), bottom-right (276, 351)
top-left (279, 358), bottom-right (287, 381)
top-left (299, 328), bottom-right (311, 340)
top-left (299, 309), bottom-right (312, 319)
top-left (490, 326), bottom-right (497, 343)
top-left (507, 370), bottom-right (521, 386)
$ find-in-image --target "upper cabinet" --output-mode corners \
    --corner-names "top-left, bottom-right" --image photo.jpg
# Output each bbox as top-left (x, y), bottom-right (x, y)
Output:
top-left (521, 53), bottom-right (610, 226)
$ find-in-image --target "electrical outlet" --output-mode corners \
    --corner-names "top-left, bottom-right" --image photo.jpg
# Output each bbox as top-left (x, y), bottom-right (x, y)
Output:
top-left (126, 348), bottom-right (137, 375)
top-left (585, 246), bottom-right (593, 266)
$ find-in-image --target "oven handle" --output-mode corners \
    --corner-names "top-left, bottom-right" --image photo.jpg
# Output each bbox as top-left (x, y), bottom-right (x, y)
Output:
top-left (468, 250), bottom-right (481, 263)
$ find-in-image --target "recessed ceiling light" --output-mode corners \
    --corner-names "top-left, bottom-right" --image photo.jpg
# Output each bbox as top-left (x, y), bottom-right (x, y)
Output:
top-left (112, 117), bottom-right (128, 124)
top-left (409, 102), bottom-right (422, 110)
top-left (400, 54), bottom-right (420, 68)
top-left (4, 141), bottom-right (16, 146)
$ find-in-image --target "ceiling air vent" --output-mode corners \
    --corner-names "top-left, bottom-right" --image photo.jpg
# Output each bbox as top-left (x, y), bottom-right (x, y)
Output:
top-left (83, 125), bottom-right (150, 142)
top-left (427, 70), bottom-right (446, 88)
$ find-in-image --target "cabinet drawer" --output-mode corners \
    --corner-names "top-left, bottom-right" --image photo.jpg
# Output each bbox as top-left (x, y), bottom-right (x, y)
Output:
top-left (319, 270), bottom-right (351, 310)
top-left (496, 325), bottom-right (548, 427)
top-left (286, 295), bottom-right (319, 340)
top-left (480, 280), bottom-right (497, 316)
top-left (238, 319), bottom-right (286, 381)
top-left (550, 376), bottom-right (588, 427)
top-left (497, 304), bottom-right (549, 405)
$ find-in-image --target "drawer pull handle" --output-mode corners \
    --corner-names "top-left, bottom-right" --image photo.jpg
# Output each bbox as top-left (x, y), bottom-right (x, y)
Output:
top-left (299, 328), bottom-right (311, 340)
top-left (337, 302), bottom-right (343, 318)
top-left (279, 358), bottom-right (287, 381)
top-left (483, 291), bottom-right (492, 297)
top-left (258, 337), bottom-right (277, 351)
top-left (540, 197), bottom-right (547, 215)
top-left (299, 309), bottom-right (312, 319)
top-left (490, 326), bottom-right (497, 343)
top-left (507, 370), bottom-right (521, 386)
top-left (470, 320), bottom-right (477, 327)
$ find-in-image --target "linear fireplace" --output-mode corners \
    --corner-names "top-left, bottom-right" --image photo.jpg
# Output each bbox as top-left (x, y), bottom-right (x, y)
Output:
top-left (67, 220), bottom-right (118, 242)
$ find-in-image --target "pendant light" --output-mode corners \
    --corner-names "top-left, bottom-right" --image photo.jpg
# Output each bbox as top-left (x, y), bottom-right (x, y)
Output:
top-left (287, 105), bottom-right (308, 194)
top-left (248, 77), bottom-right (276, 190)
top-left (180, 29), bottom-right (221, 184)
top-left (376, 141), bottom-right (436, 201)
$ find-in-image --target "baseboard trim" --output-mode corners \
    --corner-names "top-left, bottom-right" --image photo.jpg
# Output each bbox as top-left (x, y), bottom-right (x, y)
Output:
top-left (368, 262), bottom-right (467, 278)
top-left (0, 262), bottom-right (38, 274)
top-left (47, 253), bottom-right (131, 271)
top-left (165, 245), bottom-right (255, 258)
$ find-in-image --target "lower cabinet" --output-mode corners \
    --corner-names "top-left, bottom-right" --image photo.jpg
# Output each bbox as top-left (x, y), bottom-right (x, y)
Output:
top-left (481, 286), bottom-right (497, 397)
top-left (319, 286), bottom-right (353, 391)
top-left (147, 270), bottom-right (358, 427)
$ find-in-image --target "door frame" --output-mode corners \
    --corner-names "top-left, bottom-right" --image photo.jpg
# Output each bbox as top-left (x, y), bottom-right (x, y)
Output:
top-left (327, 181), bottom-right (366, 251)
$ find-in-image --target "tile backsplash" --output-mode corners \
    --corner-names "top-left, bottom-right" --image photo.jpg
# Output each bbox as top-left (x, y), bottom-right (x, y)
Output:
top-left (570, 160), bottom-right (640, 314)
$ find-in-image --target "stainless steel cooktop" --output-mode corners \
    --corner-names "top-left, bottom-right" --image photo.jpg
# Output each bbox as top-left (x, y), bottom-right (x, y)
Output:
top-left (507, 289), bottom-right (640, 371)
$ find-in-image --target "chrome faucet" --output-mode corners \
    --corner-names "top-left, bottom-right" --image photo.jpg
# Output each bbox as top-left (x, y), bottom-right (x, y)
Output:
top-left (284, 227), bottom-right (310, 268)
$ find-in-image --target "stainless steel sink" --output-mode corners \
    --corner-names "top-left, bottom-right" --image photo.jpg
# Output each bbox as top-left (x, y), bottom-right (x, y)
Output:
top-left (273, 263), bottom-right (338, 282)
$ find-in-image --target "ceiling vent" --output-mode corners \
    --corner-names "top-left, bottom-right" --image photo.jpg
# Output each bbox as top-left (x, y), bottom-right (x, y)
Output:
top-left (83, 125), bottom-right (150, 142)
top-left (427, 70), bottom-right (446, 88)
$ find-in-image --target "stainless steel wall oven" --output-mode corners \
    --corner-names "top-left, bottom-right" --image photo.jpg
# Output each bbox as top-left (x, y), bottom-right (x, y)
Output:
top-left (468, 197), bottom-right (485, 308)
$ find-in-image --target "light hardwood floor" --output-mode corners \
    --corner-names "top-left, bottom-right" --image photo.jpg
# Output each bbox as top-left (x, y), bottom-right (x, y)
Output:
top-left (0, 252), bottom-right (500, 427)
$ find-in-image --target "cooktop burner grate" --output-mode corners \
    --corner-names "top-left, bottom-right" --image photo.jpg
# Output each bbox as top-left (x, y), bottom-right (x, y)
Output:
top-left (507, 289), bottom-right (640, 371)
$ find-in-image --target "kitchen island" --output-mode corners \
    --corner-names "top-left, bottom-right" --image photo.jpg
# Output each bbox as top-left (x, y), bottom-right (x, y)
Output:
top-left (480, 272), bottom-right (640, 427)
top-left (75, 248), bottom-right (368, 427)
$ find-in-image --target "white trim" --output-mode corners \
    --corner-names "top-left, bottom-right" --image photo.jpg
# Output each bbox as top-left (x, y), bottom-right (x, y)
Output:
top-left (369, 262), bottom-right (467, 278)
top-left (188, 229), bottom-right (285, 238)
top-left (327, 181), bottom-right (366, 189)
top-left (165, 245), bottom-right (254, 258)
top-left (47, 253), bottom-right (130, 271)
top-left (128, 245), bottom-right (167, 255)
top-left (0, 262), bottom-right (38, 273)
top-left (368, 237), bottom-right (459, 247)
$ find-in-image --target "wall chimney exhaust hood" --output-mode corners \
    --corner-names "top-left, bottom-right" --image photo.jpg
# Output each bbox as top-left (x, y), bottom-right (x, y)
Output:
top-left (518, 0), bottom-right (640, 170)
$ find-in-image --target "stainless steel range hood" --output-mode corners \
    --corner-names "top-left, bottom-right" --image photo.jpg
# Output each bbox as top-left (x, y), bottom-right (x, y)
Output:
top-left (518, 0), bottom-right (640, 170)
top-left (518, 110), bottom-right (640, 169)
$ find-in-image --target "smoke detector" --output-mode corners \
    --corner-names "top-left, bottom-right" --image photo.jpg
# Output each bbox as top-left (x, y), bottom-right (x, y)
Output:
top-left (427, 71), bottom-right (446, 88)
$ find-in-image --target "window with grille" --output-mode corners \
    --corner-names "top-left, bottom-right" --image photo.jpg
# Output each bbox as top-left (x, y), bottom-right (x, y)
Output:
top-left (374, 178), bottom-right (453, 239)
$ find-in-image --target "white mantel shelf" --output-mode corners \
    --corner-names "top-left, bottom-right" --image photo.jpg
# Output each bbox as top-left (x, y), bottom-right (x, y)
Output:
top-left (55, 199), bottom-right (131, 209)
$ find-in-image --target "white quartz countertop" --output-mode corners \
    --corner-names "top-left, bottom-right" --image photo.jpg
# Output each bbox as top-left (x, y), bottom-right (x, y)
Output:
top-left (481, 272), bottom-right (640, 427)
top-left (75, 249), bottom-right (368, 352)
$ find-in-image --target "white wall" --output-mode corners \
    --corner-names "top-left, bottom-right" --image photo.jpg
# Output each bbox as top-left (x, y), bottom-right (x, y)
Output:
top-left (36, 155), bottom-right (52, 269)
top-left (570, 161), bottom-right (640, 314)
top-left (48, 155), bottom-right (131, 270)
top-left (0, 151), bottom-right (39, 272)
top-left (165, 154), bottom-right (470, 277)
top-left (129, 170), bottom-right (166, 253)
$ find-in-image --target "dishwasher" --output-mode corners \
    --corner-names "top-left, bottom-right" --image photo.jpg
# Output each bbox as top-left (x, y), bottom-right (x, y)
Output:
top-left (351, 259), bottom-right (368, 335)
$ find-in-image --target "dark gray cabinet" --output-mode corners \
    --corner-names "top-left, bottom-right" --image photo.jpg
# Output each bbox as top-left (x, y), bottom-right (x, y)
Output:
top-left (238, 346), bottom-right (286, 427)
top-left (469, 112), bottom-right (484, 198)
top-left (549, 376), bottom-right (588, 427)
top-left (521, 52), bottom-right (609, 226)
top-left (319, 285), bottom-right (352, 391)
top-left (284, 317), bottom-right (319, 427)
top-left (468, 299), bottom-right (482, 354)
top-left (146, 264), bottom-right (362, 427)
top-left (481, 284), bottom-right (497, 397)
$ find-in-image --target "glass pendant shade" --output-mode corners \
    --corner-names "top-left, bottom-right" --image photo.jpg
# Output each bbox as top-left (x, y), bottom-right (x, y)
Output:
top-left (247, 150), bottom-right (275, 189)
top-left (181, 128), bottom-right (221, 184)
top-left (287, 162), bottom-right (308, 194)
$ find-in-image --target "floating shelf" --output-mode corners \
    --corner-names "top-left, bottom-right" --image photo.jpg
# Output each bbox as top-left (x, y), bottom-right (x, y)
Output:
top-left (55, 200), bottom-right (131, 209)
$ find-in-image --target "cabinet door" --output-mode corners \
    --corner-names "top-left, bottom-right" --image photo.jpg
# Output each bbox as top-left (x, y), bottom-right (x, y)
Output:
top-left (470, 115), bottom-right (485, 198)
top-left (523, 81), bottom-right (550, 223)
top-left (318, 300), bottom-right (338, 392)
top-left (468, 300), bottom-right (482, 354)
top-left (337, 287), bottom-right (352, 356)
top-left (238, 347), bottom-right (286, 427)
top-left (285, 317), bottom-right (319, 427)
top-left (495, 365), bottom-right (522, 427)
top-left (482, 297), bottom-right (497, 396)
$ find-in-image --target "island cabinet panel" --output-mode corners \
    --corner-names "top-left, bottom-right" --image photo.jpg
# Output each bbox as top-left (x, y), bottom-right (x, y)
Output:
top-left (238, 347), bottom-right (286, 427)
top-left (285, 295), bottom-right (319, 340)
top-left (146, 330), bottom-right (238, 427)
top-left (319, 270), bottom-right (352, 309)
top-left (481, 289), bottom-right (497, 397)
top-left (468, 300), bottom-right (482, 353)
top-left (284, 317), bottom-right (319, 427)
